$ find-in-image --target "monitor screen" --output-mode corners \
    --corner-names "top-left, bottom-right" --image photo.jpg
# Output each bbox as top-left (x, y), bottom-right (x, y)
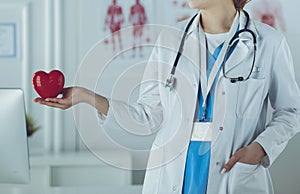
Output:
top-left (0, 89), bottom-right (30, 184)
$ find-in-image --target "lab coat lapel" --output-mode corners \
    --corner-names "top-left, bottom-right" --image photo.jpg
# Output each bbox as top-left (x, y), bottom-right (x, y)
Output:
top-left (184, 30), bottom-right (201, 88)
top-left (223, 10), bottom-right (260, 75)
top-left (224, 39), bottom-right (249, 74)
top-left (174, 11), bottom-right (201, 94)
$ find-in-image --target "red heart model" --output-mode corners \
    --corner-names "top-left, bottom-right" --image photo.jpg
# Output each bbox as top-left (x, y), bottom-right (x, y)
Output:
top-left (32, 70), bottom-right (65, 99)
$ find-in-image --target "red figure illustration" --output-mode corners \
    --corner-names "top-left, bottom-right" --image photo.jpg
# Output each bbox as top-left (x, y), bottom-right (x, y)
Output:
top-left (251, 0), bottom-right (286, 32)
top-left (129, 0), bottom-right (148, 58)
top-left (104, 0), bottom-right (125, 52)
top-left (172, 0), bottom-right (191, 22)
top-left (172, 0), bottom-right (188, 7)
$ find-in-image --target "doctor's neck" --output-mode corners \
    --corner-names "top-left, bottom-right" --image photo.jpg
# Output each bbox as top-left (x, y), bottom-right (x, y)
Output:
top-left (200, 4), bottom-right (237, 34)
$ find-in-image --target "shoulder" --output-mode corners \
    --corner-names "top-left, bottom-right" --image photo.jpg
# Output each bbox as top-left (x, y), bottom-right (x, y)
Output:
top-left (253, 20), bottom-right (285, 46)
top-left (139, 4), bottom-right (145, 9)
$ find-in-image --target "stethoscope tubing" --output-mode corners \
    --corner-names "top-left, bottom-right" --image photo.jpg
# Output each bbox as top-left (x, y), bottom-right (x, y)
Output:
top-left (166, 10), bottom-right (257, 88)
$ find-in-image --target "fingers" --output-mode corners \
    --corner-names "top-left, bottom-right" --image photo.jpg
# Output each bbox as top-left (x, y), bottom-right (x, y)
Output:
top-left (34, 97), bottom-right (69, 109)
top-left (34, 97), bottom-right (61, 104)
top-left (222, 149), bottom-right (243, 174)
top-left (34, 98), bottom-right (43, 103)
top-left (42, 101), bottom-right (66, 109)
top-left (45, 98), bottom-right (63, 103)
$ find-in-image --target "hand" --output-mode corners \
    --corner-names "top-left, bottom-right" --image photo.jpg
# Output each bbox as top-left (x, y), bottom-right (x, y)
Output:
top-left (34, 87), bottom-right (89, 110)
top-left (222, 142), bottom-right (266, 173)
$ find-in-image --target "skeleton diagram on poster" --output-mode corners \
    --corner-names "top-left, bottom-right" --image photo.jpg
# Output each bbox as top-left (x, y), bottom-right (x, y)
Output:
top-left (128, 0), bottom-right (148, 58)
top-left (251, 0), bottom-right (286, 32)
top-left (104, 0), bottom-right (125, 52)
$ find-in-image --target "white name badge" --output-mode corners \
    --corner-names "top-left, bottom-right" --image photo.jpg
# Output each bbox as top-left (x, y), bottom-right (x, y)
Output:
top-left (191, 122), bottom-right (212, 141)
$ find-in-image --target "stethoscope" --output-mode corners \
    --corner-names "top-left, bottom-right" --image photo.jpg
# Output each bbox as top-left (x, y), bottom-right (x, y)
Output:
top-left (165, 10), bottom-right (257, 90)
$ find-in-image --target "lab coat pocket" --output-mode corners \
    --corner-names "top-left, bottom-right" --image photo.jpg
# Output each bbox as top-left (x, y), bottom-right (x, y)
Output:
top-left (229, 162), bottom-right (268, 194)
top-left (236, 78), bottom-right (265, 118)
top-left (234, 162), bottom-right (259, 172)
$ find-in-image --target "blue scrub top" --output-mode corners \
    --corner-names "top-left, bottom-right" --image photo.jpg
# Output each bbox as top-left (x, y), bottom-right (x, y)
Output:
top-left (182, 41), bottom-right (237, 194)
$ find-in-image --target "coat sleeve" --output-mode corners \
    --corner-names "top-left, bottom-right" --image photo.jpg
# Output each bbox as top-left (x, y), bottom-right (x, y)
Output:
top-left (255, 37), bottom-right (300, 168)
top-left (98, 41), bottom-right (165, 135)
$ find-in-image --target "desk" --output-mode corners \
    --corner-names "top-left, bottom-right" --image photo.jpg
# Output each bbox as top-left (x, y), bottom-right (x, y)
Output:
top-left (0, 151), bottom-right (140, 194)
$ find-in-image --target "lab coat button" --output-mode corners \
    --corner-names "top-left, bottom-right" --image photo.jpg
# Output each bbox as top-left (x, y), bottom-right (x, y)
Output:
top-left (216, 161), bottom-right (220, 166)
top-left (219, 126), bottom-right (224, 131)
top-left (172, 185), bottom-right (177, 191)
top-left (222, 91), bottom-right (226, 95)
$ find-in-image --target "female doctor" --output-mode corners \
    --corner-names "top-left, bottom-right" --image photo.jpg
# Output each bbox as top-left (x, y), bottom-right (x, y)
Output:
top-left (35, 0), bottom-right (300, 193)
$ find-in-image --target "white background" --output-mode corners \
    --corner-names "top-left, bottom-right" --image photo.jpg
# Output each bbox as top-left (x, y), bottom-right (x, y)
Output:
top-left (0, 0), bottom-right (299, 193)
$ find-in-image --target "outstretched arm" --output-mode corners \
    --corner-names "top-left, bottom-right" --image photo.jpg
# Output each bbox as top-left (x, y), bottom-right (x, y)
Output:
top-left (34, 86), bottom-right (109, 115)
top-left (35, 31), bottom-right (166, 134)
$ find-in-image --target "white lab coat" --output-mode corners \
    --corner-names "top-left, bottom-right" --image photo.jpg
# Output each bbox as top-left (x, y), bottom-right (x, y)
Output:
top-left (101, 11), bottom-right (300, 194)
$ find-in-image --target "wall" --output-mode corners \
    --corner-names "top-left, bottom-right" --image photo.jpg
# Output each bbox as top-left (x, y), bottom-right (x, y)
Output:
top-left (0, 0), bottom-right (299, 192)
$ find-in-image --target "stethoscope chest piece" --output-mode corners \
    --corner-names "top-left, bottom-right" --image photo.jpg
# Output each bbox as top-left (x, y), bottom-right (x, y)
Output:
top-left (165, 74), bottom-right (176, 90)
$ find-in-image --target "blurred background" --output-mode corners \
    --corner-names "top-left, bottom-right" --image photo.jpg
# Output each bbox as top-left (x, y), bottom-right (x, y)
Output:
top-left (0, 0), bottom-right (299, 193)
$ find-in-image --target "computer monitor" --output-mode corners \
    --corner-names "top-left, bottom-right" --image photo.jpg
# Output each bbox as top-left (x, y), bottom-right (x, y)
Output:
top-left (0, 88), bottom-right (30, 184)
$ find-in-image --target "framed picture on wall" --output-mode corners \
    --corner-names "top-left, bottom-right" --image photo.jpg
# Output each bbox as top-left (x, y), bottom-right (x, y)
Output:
top-left (0, 23), bottom-right (16, 58)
